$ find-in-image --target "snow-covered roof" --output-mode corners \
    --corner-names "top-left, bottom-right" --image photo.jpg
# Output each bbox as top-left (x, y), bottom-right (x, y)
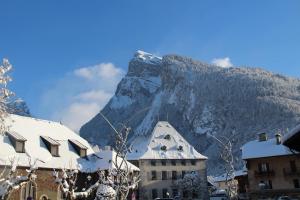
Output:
top-left (212, 169), bottom-right (247, 183)
top-left (0, 114), bottom-right (95, 170)
top-left (241, 137), bottom-right (294, 160)
top-left (128, 121), bottom-right (207, 160)
top-left (82, 150), bottom-right (139, 172)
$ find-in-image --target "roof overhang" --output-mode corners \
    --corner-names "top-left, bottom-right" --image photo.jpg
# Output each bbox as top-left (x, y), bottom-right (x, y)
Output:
top-left (283, 128), bottom-right (300, 152)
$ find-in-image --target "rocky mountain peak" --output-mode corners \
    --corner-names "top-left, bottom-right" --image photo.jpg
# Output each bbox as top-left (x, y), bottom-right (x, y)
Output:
top-left (80, 51), bottom-right (300, 175)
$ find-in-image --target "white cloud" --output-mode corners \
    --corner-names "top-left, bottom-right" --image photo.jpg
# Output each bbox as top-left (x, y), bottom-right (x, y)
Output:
top-left (40, 63), bottom-right (125, 132)
top-left (211, 57), bottom-right (233, 68)
top-left (74, 63), bottom-right (123, 80)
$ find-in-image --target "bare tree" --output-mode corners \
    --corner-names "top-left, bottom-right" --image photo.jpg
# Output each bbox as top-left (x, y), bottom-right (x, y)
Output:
top-left (0, 158), bottom-right (38, 200)
top-left (176, 171), bottom-right (207, 199)
top-left (208, 133), bottom-right (237, 199)
top-left (53, 168), bottom-right (103, 200)
top-left (0, 58), bottom-right (14, 134)
top-left (99, 112), bottom-right (140, 200)
top-left (53, 112), bottom-right (139, 200)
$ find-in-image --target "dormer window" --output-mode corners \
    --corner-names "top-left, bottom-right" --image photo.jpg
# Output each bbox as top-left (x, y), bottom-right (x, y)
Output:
top-left (6, 131), bottom-right (26, 153)
top-left (69, 139), bottom-right (88, 157)
top-left (177, 145), bottom-right (183, 151)
top-left (41, 136), bottom-right (60, 157)
top-left (161, 145), bottom-right (167, 151)
top-left (164, 134), bottom-right (171, 140)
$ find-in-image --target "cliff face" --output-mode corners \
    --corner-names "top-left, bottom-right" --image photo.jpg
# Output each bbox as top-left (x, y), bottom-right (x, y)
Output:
top-left (80, 51), bottom-right (300, 174)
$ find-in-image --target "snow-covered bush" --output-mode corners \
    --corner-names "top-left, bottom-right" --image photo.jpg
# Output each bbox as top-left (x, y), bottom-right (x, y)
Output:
top-left (176, 171), bottom-right (207, 199)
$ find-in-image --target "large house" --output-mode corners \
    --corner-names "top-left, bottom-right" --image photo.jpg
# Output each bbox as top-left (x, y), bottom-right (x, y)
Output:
top-left (128, 121), bottom-right (208, 200)
top-left (242, 132), bottom-right (300, 199)
top-left (0, 114), bottom-right (138, 200)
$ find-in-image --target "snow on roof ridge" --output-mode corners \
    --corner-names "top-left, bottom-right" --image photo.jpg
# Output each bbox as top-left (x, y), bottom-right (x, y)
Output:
top-left (10, 113), bottom-right (61, 125)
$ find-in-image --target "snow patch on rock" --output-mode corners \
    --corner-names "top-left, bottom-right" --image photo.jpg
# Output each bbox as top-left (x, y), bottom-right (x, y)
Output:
top-left (110, 95), bottom-right (134, 109)
top-left (134, 50), bottom-right (162, 65)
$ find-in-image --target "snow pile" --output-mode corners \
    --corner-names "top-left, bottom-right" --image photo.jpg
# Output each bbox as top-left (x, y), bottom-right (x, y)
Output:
top-left (128, 121), bottom-right (207, 160)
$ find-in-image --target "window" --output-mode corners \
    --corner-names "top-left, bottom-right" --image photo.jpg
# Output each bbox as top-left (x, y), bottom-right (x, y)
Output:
top-left (192, 190), bottom-right (198, 198)
top-left (162, 188), bottom-right (169, 198)
top-left (182, 171), bottom-right (186, 178)
top-left (171, 160), bottom-right (176, 166)
top-left (41, 136), bottom-right (60, 157)
top-left (21, 182), bottom-right (36, 200)
top-left (191, 160), bottom-right (196, 165)
top-left (162, 171), bottom-right (167, 180)
top-left (51, 145), bottom-right (59, 157)
top-left (290, 160), bottom-right (297, 172)
top-left (6, 131), bottom-right (26, 153)
top-left (294, 179), bottom-right (300, 188)
top-left (152, 189), bottom-right (158, 199)
top-left (177, 145), bottom-right (183, 151)
top-left (161, 160), bottom-right (166, 166)
top-left (181, 160), bottom-right (186, 166)
top-left (151, 171), bottom-right (157, 180)
top-left (183, 190), bottom-right (189, 198)
top-left (258, 163), bottom-right (269, 172)
top-left (259, 180), bottom-right (272, 189)
top-left (151, 160), bottom-right (156, 166)
top-left (268, 180), bottom-right (273, 189)
top-left (40, 195), bottom-right (48, 200)
top-left (172, 189), bottom-right (178, 197)
top-left (68, 139), bottom-right (88, 157)
top-left (161, 145), bottom-right (167, 151)
top-left (164, 134), bottom-right (171, 140)
top-left (172, 171), bottom-right (177, 180)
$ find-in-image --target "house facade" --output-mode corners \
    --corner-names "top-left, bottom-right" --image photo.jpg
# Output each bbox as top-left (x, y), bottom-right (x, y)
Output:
top-left (128, 121), bottom-right (208, 200)
top-left (242, 132), bottom-right (300, 199)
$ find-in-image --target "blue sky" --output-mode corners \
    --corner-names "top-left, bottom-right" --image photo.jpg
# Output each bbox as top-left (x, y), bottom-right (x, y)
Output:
top-left (0, 0), bottom-right (300, 130)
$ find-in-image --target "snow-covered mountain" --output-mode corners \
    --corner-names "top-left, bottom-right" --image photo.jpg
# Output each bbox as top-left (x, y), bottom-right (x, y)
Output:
top-left (80, 50), bottom-right (300, 175)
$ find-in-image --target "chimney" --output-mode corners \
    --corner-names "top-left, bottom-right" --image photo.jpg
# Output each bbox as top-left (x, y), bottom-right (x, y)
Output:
top-left (258, 132), bottom-right (268, 142)
top-left (275, 133), bottom-right (282, 145)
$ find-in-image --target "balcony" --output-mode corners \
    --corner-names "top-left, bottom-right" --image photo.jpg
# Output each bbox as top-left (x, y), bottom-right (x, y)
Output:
top-left (283, 167), bottom-right (300, 176)
top-left (254, 170), bottom-right (275, 177)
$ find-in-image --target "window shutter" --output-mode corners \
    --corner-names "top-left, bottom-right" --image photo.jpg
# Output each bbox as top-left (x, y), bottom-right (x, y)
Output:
top-left (157, 171), bottom-right (162, 180)
top-left (147, 172), bottom-right (151, 181)
top-left (258, 163), bottom-right (262, 172)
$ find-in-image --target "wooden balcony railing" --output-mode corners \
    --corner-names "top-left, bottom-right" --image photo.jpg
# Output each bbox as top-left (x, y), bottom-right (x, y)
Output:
top-left (283, 167), bottom-right (300, 176)
top-left (254, 170), bottom-right (275, 177)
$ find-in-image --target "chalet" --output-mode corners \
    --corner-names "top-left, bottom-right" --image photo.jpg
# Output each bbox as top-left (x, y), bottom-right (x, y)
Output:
top-left (242, 132), bottom-right (300, 199)
top-left (128, 121), bottom-right (208, 200)
top-left (0, 114), bottom-right (138, 200)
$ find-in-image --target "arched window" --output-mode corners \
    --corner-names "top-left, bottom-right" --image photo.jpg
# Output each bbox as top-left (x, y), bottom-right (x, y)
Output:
top-left (57, 185), bottom-right (64, 200)
top-left (39, 195), bottom-right (48, 200)
top-left (20, 181), bottom-right (36, 200)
